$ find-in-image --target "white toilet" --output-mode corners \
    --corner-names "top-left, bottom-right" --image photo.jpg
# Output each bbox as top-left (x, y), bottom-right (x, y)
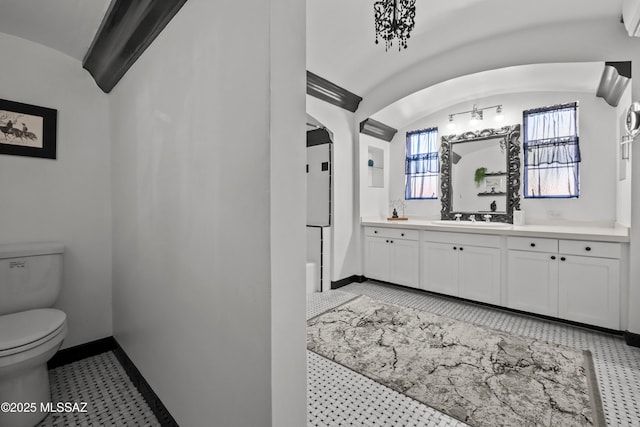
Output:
top-left (0, 243), bottom-right (67, 427)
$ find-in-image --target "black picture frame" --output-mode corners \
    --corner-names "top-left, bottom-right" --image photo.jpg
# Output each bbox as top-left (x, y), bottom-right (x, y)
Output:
top-left (0, 99), bottom-right (57, 159)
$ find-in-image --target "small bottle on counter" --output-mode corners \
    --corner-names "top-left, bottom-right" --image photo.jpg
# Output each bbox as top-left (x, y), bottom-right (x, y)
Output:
top-left (513, 210), bottom-right (525, 226)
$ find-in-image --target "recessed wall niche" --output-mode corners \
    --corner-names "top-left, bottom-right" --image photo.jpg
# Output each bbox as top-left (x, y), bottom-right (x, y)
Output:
top-left (368, 146), bottom-right (384, 188)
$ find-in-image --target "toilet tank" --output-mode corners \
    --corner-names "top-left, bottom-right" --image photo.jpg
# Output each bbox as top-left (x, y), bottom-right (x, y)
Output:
top-left (0, 242), bottom-right (64, 316)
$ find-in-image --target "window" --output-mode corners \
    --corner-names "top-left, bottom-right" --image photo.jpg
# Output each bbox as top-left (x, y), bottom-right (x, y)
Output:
top-left (405, 127), bottom-right (439, 199)
top-left (523, 102), bottom-right (580, 198)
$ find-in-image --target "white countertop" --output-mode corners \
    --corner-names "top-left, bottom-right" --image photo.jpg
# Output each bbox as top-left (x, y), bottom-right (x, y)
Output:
top-left (361, 218), bottom-right (630, 243)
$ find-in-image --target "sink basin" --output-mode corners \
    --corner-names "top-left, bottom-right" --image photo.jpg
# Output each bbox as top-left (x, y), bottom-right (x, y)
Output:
top-left (430, 220), bottom-right (512, 229)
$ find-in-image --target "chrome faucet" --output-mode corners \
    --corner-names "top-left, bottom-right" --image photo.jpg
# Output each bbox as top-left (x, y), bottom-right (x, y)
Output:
top-left (469, 214), bottom-right (476, 222)
top-left (454, 213), bottom-right (462, 222)
top-left (483, 214), bottom-right (492, 223)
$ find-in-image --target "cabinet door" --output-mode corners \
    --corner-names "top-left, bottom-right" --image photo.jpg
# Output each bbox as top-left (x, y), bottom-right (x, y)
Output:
top-left (558, 255), bottom-right (620, 329)
top-left (390, 239), bottom-right (419, 288)
top-left (459, 246), bottom-right (501, 305)
top-left (421, 241), bottom-right (459, 296)
top-left (365, 236), bottom-right (390, 281)
top-left (507, 251), bottom-right (558, 316)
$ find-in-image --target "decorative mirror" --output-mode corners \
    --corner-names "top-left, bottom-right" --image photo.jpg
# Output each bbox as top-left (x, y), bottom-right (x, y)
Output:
top-left (625, 101), bottom-right (640, 138)
top-left (440, 125), bottom-right (521, 223)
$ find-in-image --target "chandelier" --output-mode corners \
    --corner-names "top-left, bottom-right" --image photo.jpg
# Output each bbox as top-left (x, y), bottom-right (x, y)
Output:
top-left (374, 0), bottom-right (417, 51)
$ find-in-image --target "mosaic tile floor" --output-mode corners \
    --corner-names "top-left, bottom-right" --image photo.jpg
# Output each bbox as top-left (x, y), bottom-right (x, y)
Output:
top-left (37, 351), bottom-right (160, 426)
top-left (307, 281), bottom-right (640, 427)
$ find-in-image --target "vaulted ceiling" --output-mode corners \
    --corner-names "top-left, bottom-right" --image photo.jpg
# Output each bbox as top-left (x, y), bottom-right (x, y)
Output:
top-left (308, 0), bottom-right (627, 127)
top-left (0, 0), bottom-right (110, 61)
top-left (307, 0), bottom-right (623, 97)
top-left (0, 0), bottom-right (629, 125)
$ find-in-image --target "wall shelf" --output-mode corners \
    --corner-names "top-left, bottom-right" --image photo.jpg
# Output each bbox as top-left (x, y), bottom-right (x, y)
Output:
top-left (478, 191), bottom-right (506, 196)
top-left (368, 146), bottom-right (384, 188)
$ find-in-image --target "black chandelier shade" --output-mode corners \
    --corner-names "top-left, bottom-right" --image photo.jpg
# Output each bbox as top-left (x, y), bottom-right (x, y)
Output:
top-left (374, 0), bottom-right (416, 51)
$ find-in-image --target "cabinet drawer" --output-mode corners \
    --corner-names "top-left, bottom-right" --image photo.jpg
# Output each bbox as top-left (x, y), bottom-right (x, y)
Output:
top-left (508, 236), bottom-right (558, 253)
top-left (559, 240), bottom-right (621, 259)
top-left (365, 227), bottom-right (419, 241)
top-left (423, 231), bottom-right (501, 248)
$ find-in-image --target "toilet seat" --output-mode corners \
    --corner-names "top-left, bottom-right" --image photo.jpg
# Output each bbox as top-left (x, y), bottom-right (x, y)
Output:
top-left (0, 309), bottom-right (66, 357)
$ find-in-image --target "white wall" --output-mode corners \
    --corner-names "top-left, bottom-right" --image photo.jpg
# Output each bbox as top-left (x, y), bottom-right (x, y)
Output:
top-left (110, 0), bottom-right (306, 425)
top-left (0, 33), bottom-right (112, 348)
top-left (307, 96), bottom-right (361, 282)
top-left (360, 134), bottom-right (390, 219)
top-left (629, 63), bottom-right (640, 337)
top-left (384, 92), bottom-right (618, 224)
top-left (269, 0), bottom-right (307, 423)
top-left (617, 85), bottom-right (633, 227)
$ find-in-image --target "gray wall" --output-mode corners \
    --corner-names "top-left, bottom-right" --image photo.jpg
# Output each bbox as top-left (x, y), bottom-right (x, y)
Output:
top-left (0, 32), bottom-right (112, 348)
top-left (110, 0), bottom-right (306, 425)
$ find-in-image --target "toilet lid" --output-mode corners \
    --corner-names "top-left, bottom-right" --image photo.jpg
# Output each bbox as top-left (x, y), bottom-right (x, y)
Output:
top-left (0, 308), bottom-right (66, 351)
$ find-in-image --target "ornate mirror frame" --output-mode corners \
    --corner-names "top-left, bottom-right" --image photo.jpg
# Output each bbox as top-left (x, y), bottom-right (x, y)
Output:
top-left (440, 125), bottom-right (521, 223)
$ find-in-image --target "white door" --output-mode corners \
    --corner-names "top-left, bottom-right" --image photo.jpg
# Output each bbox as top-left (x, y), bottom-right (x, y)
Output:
top-left (422, 241), bottom-right (458, 296)
top-left (459, 245), bottom-right (501, 305)
top-left (390, 239), bottom-right (419, 288)
top-left (365, 236), bottom-right (390, 282)
top-left (507, 251), bottom-right (558, 316)
top-left (558, 255), bottom-right (620, 329)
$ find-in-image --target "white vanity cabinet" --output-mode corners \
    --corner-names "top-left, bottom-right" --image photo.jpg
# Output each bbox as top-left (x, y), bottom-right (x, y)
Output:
top-left (507, 237), bottom-right (559, 316)
top-left (557, 240), bottom-right (620, 329)
top-left (507, 237), bottom-right (621, 329)
top-left (364, 227), bottom-right (419, 288)
top-left (421, 232), bottom-right (501, 305)
top-left (361, 221), bottom-right (627, 331)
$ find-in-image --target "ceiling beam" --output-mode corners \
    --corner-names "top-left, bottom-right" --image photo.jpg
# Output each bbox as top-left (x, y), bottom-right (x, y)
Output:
top-left (307, 71), bottom-right (363, 113)
top-left (596, 61), bottom-right (632, 107)
top-left (83, 0), bottom-right (188, 93)
top-left (359, 118), bottom-right (397, 142)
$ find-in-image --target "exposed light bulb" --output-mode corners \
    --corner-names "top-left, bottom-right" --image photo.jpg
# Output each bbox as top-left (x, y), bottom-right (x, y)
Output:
top-left (470, 108), bottom-right (483, 126)
top-left (447, 114), bottom-right (455, 129)
top-left (495, 105), bottom-right (504, 122)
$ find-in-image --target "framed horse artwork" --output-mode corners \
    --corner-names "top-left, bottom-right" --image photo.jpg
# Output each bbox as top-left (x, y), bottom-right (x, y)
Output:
top-left (0, 98), bottom-right (57, 159)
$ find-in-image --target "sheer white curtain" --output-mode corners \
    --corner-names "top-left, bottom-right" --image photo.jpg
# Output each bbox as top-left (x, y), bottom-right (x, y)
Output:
top-left (405, 128), bottom-right (439, 199)
top-left (524, 103), bottom-right (580, 198)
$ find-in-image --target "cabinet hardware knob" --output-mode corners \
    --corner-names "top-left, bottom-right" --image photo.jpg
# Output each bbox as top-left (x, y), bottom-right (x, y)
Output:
top-left (386, 240), bottom-right (389, 243)
top-left (551, 256), bottom-right (556, 260)
top-left (401, 233), bottom-right (405, 236)
top-left (390, 240), bottom-right (394, 244)
top-left (585, 247), bottom-right (591, 251)
top-left (561, 257), bottom-right (566, 261)
top-left (453, 246), bottom-right (457, 250)
top-left (530, 243), bottom-right (536, 247)
top-left (459, 247), bottom-right (464, 251)
top-left (374, 230), bottom-right (378, 234)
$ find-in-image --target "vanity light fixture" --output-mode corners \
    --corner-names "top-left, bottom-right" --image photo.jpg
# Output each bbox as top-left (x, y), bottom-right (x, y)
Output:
top-left (447, 104), bottom-right (504, 127)
top-left (447, 114), bottom-right (456, 129)
top-left (469, 105), bottom-right (483, 125)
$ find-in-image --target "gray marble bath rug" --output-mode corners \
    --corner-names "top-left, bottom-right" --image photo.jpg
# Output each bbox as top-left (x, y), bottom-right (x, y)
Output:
top-left (307, 295), bottom-right (605, 427)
